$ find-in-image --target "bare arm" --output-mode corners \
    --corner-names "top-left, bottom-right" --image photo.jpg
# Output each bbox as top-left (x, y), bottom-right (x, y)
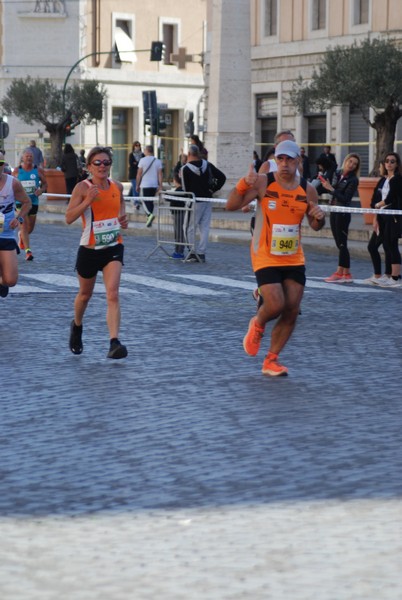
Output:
top-left (37, 167), bottom-right (48, 196)
top-left (226, 164), bottom-right (266, 211)
top-left (116, 181), bottom-right (128, 229)
top-left (65, 180), bottom-right (98, 224)
top-left (136, 168), bottom-right (143, 192)
top-left (306, 183), bottom-right (326, 231)
top-left (11, 179), bottom-right (32, 226)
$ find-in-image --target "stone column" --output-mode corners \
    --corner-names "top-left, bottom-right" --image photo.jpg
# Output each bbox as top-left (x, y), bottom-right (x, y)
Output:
top-left (204, 0), bottom-right (253, 189)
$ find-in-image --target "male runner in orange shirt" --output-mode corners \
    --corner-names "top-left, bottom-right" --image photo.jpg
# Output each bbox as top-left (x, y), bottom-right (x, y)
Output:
top-left (226, 140), bottom-right (325, 377)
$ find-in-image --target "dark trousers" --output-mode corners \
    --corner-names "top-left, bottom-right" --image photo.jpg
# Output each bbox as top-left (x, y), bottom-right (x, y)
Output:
top-left (172, 209), bottom-right (185, 253)
top-left (330, 211), bottom-right (351, 268)
top-left (383, 216), bottom-right (401, 265)
top-left (142, 187), bottom-right (157, 215)
top-left (367, 218), bottom-right (391, 275)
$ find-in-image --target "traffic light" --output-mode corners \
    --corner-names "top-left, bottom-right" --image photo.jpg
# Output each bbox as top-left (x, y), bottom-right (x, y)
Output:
top-left (65, 120), bottom-right (80, 137)
top-left (0, 118), bottom-right (9, 140)
top-left (184, 111), bottom-right (194, 137)
top-left (150, 41), bottom-right (165, 62)
top-left (143, 90), bottom-right (158, 134)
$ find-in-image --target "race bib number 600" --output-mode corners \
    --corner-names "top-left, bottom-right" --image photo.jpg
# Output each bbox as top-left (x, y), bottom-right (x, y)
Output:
top-left (271, 223), bottom-right (299, 255)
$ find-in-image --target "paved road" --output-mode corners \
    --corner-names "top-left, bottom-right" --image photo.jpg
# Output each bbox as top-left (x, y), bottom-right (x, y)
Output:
top-left (1, 224), bottom-right (401, 599)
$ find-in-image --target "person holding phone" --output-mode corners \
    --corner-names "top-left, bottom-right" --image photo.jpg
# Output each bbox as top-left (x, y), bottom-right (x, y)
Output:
top-left (321, 153), bottom-right (361, 283)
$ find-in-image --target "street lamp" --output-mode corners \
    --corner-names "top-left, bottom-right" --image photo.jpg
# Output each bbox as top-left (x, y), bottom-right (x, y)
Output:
top-left (62, 43), bottom-right (165, 110)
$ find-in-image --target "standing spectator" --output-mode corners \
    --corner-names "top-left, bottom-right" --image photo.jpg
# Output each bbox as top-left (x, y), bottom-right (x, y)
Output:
top-left (78, 149), bottom-right (86, 168)
top-left (173, 149), bottom-right (187, 179)
top-left (318, 145), bottom-right (337, 181)
top-left (370, 152), bottom-right (402, 287)
top-left (190, 134), bottom-right (208, 159)
top-left (310, 156), bottom-right (332, 196)
top-left (0, 151), bottom-right (32, 298)
top-left (13, 149), bottom-right (47, 261)
top-left (26, 140), bottom-right (44, 167)
top-left (364, 155), bottom-right (395, 285)
top-left (128, 141), bottom-right (144, 202)
top-left (253, 151), bottom-right (262, 173)
top-left (65, 146), bottom-right (129, 359)
top-left (181, 144), bottom-right (226, 263)
top-left (300, 146), bottom-right (311, 179)
top-left (167, 171), bottom-right (186, 260)
top-left (136, 145), bottom-right (163, 227)
top-left (61, 143), bottom-right (80, 196)
top-left (322, 153), bottom-right (361, 283)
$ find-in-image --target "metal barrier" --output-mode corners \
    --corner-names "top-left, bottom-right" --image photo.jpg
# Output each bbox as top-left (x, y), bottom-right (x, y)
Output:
top-left (146, 191), bottom-right (203, 261)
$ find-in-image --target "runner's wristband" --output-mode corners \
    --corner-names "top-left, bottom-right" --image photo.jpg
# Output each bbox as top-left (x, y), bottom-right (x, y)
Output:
top-left (236, 178), bottom-right (253, 194)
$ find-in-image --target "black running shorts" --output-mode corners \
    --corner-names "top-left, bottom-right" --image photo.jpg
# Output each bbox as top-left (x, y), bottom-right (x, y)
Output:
top-left (75, 243), bottom-right (124, 279)
top-left (255, 265), bottom-right (306, 287)
top-left (15, 203), bottom-right (39, 216)
top-left (0, 238), bottom-right (20, 253)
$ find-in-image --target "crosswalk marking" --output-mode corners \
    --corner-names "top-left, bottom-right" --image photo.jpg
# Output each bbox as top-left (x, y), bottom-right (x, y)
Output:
top-left (174, 274), bottom-right (255, 290)
top-left (21, 274), bottom-right (140, 294)
top-left (121, 273), bottom-right (224, 296)
top-left (176, 274), bottom-right (382, 294)
top-left (5, 272), bottom-right (395, 297)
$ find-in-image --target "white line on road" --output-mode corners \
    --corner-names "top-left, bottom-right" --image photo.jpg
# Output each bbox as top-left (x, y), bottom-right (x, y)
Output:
top-left (121, 273), bottom-right (224, 296)
top-left (21, 274), bottom-right (140, 294)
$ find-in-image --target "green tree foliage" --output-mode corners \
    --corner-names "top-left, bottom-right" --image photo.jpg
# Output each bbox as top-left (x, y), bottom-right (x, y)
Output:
top-left (291, 38), bottom-right (402, 175)
top-left (1, 77), bottom-right (106, 167)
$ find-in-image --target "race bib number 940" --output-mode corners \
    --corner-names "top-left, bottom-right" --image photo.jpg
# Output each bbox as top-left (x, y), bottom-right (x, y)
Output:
top-left (93, 217), bottom-right (120, 248)
top-left (271, 224), bottom-right (299, 255)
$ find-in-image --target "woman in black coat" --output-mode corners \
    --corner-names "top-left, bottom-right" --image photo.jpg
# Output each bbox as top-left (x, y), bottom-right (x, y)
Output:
top-left (370, 152), bottom-right (402, 287)
top-left (321, 153), bottom-right (361, 283)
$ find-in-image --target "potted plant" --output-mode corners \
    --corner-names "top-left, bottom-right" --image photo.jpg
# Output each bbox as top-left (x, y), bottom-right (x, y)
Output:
top-left (291, 38), bottom-right (402, 224)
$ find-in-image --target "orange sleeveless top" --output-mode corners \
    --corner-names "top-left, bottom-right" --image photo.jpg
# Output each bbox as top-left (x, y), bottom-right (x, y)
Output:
top-left (80, 179), bottom-right (123, 249)
top-left (251, 176), bottom-right (308, 272)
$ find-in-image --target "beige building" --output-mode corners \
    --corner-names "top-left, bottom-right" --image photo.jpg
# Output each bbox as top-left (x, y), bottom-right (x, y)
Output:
top-left (0, 0), bottom-right (207, 180)
top-left (248, 0), bottom-right (402, 175)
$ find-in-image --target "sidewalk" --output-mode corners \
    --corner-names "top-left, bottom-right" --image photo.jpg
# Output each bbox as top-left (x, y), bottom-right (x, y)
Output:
top-left (38, 197), bottom-right (376, 259)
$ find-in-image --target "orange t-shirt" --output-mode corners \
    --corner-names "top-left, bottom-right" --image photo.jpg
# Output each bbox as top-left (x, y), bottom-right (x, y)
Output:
top-left (251, 175), bottom-right (308, 272)
top-left (80, 179), bottom-right (123, 249)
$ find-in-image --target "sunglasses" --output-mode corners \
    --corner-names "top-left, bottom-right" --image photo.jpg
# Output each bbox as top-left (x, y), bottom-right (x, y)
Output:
top-left (91, 159), bottom-right (112, 167)
top-left (385, 159), bottom-right (396, 164)
top-left (0, 161), bottom-right (5, 166)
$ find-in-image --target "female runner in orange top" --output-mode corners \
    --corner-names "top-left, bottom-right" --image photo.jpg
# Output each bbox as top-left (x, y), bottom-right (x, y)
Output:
top-left (66, 146), bottom-right (129, 359)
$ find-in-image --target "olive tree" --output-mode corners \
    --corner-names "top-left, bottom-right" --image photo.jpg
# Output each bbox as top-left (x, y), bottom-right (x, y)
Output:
top-left (1, 77), bottom-right (106, 167)
top-left (291, 38), bottom-right (402, 175)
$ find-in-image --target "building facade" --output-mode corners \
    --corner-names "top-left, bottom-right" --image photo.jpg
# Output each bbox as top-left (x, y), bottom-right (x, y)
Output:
top-left (0, 0), bottom-right (207, 180)
top-left (249, 0), bottom-right (402, 175)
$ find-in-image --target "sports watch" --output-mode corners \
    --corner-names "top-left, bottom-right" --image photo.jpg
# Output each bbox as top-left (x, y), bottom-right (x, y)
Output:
top-left (17, 216), bottom-right (24, 224)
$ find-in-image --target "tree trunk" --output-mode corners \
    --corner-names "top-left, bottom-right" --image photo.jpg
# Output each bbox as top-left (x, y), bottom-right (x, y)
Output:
top-left (371, 106), bottom-right (400, 176)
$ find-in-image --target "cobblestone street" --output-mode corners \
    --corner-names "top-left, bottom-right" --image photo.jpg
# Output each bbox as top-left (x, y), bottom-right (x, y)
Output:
top-left (1, 224), bottom-right (401, 599)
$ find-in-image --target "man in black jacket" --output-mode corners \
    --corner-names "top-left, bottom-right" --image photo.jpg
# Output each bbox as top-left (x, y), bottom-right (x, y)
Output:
top-left (180, 144), bottom-right (226, 262)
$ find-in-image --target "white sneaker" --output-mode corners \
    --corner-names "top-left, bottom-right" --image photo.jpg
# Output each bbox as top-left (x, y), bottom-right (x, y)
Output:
top-left (363, 275), bottom-right (380, 285)
top-left (378, 277), bottom-right (402, 288)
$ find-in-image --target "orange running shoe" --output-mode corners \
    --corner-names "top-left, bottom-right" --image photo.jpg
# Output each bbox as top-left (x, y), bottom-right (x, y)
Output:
top-left (261, 352), bottom-right (288, 377)
top-left (243, 316), bottom-right (264, 356)
top-left (341, 273), bottom-right (354, 283)
top-left (18, 232), bottom-right (25, 250)
top-left (324, 272), bottom-right (343, 283)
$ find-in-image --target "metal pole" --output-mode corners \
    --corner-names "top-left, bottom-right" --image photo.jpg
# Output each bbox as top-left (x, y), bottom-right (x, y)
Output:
top-left (62, 48), bottom-right (150, 110)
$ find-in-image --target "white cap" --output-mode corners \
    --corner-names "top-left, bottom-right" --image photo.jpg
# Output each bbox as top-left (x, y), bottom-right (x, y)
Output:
top-left (275, 140), bottom-right (300, 158)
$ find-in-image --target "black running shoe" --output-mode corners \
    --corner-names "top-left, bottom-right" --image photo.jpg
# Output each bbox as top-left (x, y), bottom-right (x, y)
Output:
top-left (69, 320), bottom-right (83, 354)
top-left (107, 339), bottom-right (128, 359)
top-left (0, 284), bottom-right (9, 298)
